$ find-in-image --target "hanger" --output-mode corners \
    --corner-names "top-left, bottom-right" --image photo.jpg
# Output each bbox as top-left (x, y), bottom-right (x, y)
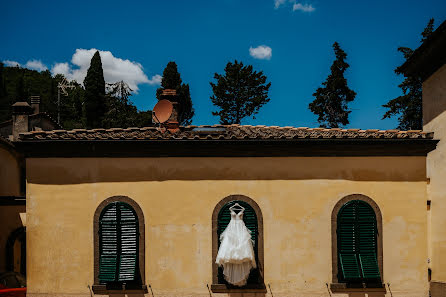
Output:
top-left (229, 202), bottom-right (245, 212)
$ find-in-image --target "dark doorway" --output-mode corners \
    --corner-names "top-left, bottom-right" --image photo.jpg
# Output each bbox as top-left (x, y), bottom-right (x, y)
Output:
top-left (6, 227), bottom-right (26, 276)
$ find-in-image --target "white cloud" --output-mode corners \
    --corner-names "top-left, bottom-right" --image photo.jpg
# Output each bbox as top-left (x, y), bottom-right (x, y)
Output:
top-left (274, 0), bottom-right (286, 9)
top-left (249, 45), bottom-right (272, 60)
top-left (275, 0), bottom-right (315, 12)
top-left (51, 62), bottom-right (70, 76)
top-left (3, 60), bottom-right (21, 67)
top-left (292, 3), bottom-right (315, 12)
top-left (25, 59), bottom-right (48, 71)
top-left (51, 48), bottom-right (161, 92)
top-left (148, 74), bottom-right (162, 85)
top-left (4, 59), bottom-right (48, 71)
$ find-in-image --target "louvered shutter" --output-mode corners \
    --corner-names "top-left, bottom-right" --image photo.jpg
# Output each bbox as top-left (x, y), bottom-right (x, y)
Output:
top-left (338, 202), bottom-right (361, 280)
top-left (357, 202), bottom-right (380, 279)
top-left (217, 200), bottom-right (258, 284)
top-left (99, 203), bottom-right (118, 283)
top-left (118, 203), bottom-right (138, 282)
top-left (337, 200), bottom-right (380, 282)
top-left (99, 202), bottom-right (138, 284)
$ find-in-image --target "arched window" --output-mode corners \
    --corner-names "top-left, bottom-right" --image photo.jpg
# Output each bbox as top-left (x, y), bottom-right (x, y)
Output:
top-left (93, 196), bottom-right (146, 293)
top-left (6, 227), bottom-right (26, 276)
top-left (99, 202), bottom-right (138, 283)
top-left (331, 194), bottom-right (383, 287)
top-left (211, 195), bottom-right (265, 293)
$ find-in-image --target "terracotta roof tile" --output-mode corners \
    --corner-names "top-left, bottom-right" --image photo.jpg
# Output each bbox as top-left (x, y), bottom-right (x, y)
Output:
top-left (17, 124), bottom-right (435, 141)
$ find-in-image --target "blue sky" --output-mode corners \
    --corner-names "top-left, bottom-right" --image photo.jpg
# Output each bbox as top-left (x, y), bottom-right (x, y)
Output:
top-left (1, 0), bottom-right (445, 129)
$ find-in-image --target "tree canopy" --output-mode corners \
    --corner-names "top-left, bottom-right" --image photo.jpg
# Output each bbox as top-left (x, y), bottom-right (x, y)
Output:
top-left (83, 51), bottom-right (106, 128)
top-left (309, 42), bottom-right (356, 128)
top-left (210, 60), bottom-right (271, 125)
top-left (0, 60), bottom-right (152, 129)
top-left (156, 62), bottom-right (194, 125)
top-left (382, 18), bottom-right (435, 130)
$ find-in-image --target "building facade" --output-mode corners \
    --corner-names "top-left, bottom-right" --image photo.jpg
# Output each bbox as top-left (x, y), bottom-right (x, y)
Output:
top-left (16, 126), bottom-right (436, 297)
top-left (0, 19), bottom-right (445, 297)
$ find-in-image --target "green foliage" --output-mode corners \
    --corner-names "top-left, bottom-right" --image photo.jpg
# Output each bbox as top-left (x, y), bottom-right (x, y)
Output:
top-left (309, 42), bottom-right (356, 128)
top-left (156, 62), bottom-right (195, 125)
top-left (383, 18), bottom-right (435, 130)
top-left (0, 61), bottom-right (152, 130)
top-left (83, 51), bottom-right (106, 128)
top-left (54, 74), bottom-right (85, 129)
top-left (210, 60), bottom-right (271, 125)
top-left (103, 80), bottom-right (153, 128)
top-left (0, 65), bottom-right (60, 123)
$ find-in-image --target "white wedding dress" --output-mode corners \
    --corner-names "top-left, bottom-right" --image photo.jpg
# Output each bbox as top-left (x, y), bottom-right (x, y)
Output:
top-left (216, 209), bottom-right (256, 286)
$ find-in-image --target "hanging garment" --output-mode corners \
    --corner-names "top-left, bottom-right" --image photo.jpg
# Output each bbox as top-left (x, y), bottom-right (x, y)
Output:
top-left (216, 209), bottom-right (256, 286)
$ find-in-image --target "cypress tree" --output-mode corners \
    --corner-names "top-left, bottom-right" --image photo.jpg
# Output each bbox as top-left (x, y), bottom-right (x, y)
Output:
top-left (156, 62), bottom-right (195, 125)
top-left (382, 18), bottom-right (435, 130)
top-left (83, 51), bottom-right (106, 128)
top-left (309, 42), bottom-right (356, 128)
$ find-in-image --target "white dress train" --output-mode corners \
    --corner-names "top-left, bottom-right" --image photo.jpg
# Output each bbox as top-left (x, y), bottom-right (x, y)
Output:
top-left (215, 209), bottom-right (256, 286)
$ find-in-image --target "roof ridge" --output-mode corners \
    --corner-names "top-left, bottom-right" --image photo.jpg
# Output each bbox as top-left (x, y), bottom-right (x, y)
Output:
top-left (16, 124), bottom-right (435, 141)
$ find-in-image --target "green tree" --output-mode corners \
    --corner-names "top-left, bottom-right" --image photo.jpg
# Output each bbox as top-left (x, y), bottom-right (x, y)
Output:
top-left (103, 81), bottom-right (137, 128)
top-left (382, 18), bottom-right (435, 130)
top-left (210, 60), bottom-right (271, 124)
top-left (54, 74), bottom-right (85, 129)
top-left (0, 64), bottom-right (85, 127)
top-left (156, 62), bottom-right (194, 125)
top-left (309, 42), bottom-right (356, 128)
top-left (0, 62), bottom-right (8, 119)
top-left (83, 51), bottom-right (106, 128)
top-left (0, 62), bottom-right (4, 98)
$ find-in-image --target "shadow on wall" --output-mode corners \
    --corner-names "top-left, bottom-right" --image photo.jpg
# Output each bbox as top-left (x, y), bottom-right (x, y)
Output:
top-left (27, 157), bottom-right (427, 185)
top-left (347, 292), bottom-right (386, 297)
top-left (230, 293), bottom-right (264, 297)
top-left (106, 294), bottom-right (145, 297)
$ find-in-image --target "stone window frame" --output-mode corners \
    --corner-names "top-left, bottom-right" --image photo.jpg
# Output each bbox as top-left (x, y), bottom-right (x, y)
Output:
top-left (92, 196), bottom-right (147, 294)
top-left (211, 194), bottom-right (266, 293)
top-left (330, 194), bottom-right (385, 293)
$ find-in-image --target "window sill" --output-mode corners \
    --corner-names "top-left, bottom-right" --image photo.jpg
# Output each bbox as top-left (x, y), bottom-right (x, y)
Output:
top-left (330, 283), bottom-right (386, 293)
top-left (91, 284), bottom-right (148, 294)
top-left (211, 283), bottom-right (267, 293)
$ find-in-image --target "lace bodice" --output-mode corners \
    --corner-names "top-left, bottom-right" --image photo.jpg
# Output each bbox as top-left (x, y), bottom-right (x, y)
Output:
top-left (230, 209), bottom-right (244, 220)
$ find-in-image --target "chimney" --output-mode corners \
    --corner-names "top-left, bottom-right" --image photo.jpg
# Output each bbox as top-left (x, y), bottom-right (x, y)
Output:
top-left (161, 89), bottom-right (180, 132)
top-left (12, 102), bottom-right (32, 140)
top-left (30, 96), bottom-right (41, 114)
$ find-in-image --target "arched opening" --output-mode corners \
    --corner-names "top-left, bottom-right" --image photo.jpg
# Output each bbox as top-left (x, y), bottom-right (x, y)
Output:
top-left (99, 202), bottom-right (139, 285)
top-left (331, 194), bottom-right (383, 286)
top-left (93, 196), bottom-right (146, 293)
top-left (6, 227), bottom-right (26, 276)
top-left (211, 194), bottom-right (265, 293)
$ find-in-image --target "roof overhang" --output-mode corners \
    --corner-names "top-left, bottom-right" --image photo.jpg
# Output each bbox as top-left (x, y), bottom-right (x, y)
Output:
top-left (399, 20), bottom-right (446, 81)
top-left (14, 138), bottom-right (438, 157)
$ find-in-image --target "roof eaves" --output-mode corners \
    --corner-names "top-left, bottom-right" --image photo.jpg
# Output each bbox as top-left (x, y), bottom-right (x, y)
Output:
top-left (400, 19), bottom-right (446, 80)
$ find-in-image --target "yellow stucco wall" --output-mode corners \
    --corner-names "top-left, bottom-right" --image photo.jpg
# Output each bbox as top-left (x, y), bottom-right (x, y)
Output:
top-left (26, 156), bottom-right (428, 297)
top-left (424, 63), bottom-right (446, 284)
top-left (0, 146), bottom-right (21, 196)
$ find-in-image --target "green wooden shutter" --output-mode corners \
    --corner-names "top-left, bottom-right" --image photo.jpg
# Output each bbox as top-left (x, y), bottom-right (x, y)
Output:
top-left (337, 200), bottom-right (380, 282)
top-left (99, 203), bottom-right (118, 283)
top-left (99, 202), bottom-right (138, 284)
top-left (338, 201), bottom-right (361, 280)
top-left (339, 254), bottom-right (361, 279)
top-left (118, 203), bottom-right (138, 282)
top-left (217, 200), bottom-right (258, 284)
top-left (357, 202), bottom-right (380, 279)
